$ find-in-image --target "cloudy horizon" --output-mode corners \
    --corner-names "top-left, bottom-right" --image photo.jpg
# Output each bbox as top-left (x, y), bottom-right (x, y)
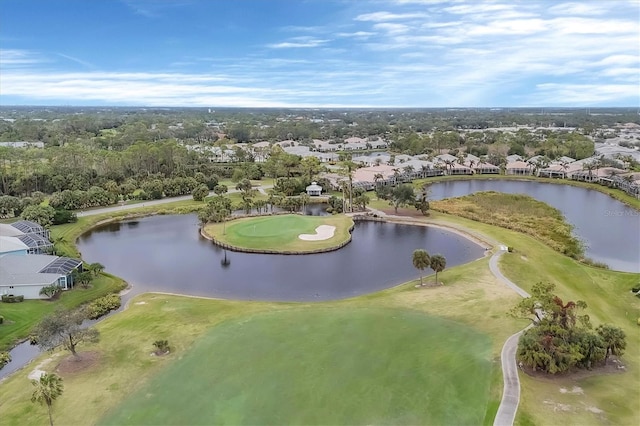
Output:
top-left (1, 0), bottom-right (639, 108)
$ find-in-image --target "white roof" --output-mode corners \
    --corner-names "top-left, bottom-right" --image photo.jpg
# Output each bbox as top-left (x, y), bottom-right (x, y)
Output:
top-left (0, 224), bottom-right (24, 237)
top-left (306, 182), bottom-right (323, 191)
top-left (0, 236), bottom-right (29, 254)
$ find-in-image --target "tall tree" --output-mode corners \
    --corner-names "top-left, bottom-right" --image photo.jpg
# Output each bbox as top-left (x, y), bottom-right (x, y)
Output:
top-left (412, 249), bottom-right (430, 286)
top-left (389, 184), bottom-right (416, 213)
top-left (34, 309), bottom-right (99, 357)
top-left (338, 154), bottom-right (357, 213)
top-left (31, 372), bottom-right (64, 426)
top-left (300, 156), bottom-right (322, 182)
top-left (430, 254), bottom-right (447, 285)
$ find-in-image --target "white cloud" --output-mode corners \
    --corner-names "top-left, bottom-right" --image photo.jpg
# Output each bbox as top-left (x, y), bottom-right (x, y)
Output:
top-left (337, 31), bottom-right (375, 38)
top-left (355, 11), bottom-right (428, 22)
top-left (267, 38), bottom-right (329, 49)
top-left (373, 23), bottom-right (410, 35)
top-left (548, 2), bottom-right (609, 16)
top-left (532, 83), bottom-right (639, 105)
top-left (0, 49), bottom-right (46, 66)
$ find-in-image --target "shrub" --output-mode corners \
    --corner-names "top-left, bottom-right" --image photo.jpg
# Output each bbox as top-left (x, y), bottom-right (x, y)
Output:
top-left (0, 315), bottom-right (4, 324)
top-left (153, 340), bottom-right (170, 354)
top-left (631, 285), bottom-right (640, 293)
top-left (53, 209), bottom-right (78, 225)
top-left (507, 246), bottom-right (514, 253)
top-left (85, 294), bottom-right (121, 320)
top-left (0, 351), bottom-right (11, 369)
top-left (39, 284), bottom-right (61, 299)
top-left (580, 258), bottom-right (610, 269)
top-left (1, 294), bottom-right (24, 303)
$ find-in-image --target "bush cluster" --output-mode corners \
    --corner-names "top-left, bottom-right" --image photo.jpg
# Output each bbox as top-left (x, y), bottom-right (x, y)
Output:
top-left (1, 294), bottom-right (24, 303)
top-left (85, 294), bottom-right (121, 320)
top-left (0, 351), bottom-right (11, 370)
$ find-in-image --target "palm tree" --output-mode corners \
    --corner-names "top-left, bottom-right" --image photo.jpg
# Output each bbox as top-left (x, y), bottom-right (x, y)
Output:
top-left (443, 159), bottom-right (455, 175)
top-left (582, 162), bottom-right (596, 180)
top-left (299, 192), bottom-right (311, 213)
top-left (87, 262), bottom-right (105, 277)
top-left (373, 173), bottom-right (384, 187)
top-left (403, 165), bottom-right (415, 178)
top-left (430, 254), bottom-right (447, 285)
top-left (31, 372), bottom-right (64, 426)
top-left (412, 249), bottom-right (430, 286)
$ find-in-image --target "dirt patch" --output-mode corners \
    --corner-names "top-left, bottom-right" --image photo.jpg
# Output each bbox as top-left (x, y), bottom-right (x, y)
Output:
top-left (379, 207), bottom-right (425, 218)
top-left (414, 281), bottom-right (443, 288)
top-left (56, 351), bottom-right (101, 376)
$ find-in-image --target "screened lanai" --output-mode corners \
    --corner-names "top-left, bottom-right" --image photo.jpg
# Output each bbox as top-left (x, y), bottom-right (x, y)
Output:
top-left (10, 220), bottom-right (50, 239)
top-left (17, 233), bottom-right (53, 254)
top-left (39, 257), bottom-right (82, 275)
top-left (39, 257), bottom-right (82, 289)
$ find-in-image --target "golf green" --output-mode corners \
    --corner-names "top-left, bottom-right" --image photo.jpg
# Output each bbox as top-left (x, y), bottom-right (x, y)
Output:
top-left (100, 308), bottom-right (492, 425)
top-left (204, 214), bottom-right (354, 252)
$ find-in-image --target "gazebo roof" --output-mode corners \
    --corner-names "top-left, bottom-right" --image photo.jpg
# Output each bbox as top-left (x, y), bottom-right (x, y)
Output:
top-left (306, 182), bottom-right (323, 191)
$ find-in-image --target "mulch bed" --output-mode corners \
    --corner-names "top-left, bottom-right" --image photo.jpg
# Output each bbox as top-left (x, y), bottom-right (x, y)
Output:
top-left (56, 351), bottom-right (101, 375)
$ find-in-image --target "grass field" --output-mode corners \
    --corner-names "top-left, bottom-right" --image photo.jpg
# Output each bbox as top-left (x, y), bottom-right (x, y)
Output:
top-left (99, 308), bottom-right (492, 425)
top-left (204, 214), bottom-right (354, 252)
top-left (1, 190), bottom-right (637, 426)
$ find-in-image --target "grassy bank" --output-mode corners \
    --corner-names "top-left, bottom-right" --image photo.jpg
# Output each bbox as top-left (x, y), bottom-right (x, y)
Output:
top-left (413, 212), bottom-right (640, 426)
top-left (204, 214), bottom-right (353, 253)
top-left (431, 191), bottom-right (584, 258)
top-left (0, 273), bottom-right (125, 351)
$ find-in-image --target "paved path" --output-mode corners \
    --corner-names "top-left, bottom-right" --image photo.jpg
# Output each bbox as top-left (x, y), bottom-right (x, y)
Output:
top-left (76, 184), bottom-right (273, 218)
top-left (489, 249), bottom-right (531, 426)
top-left (366, 207), bottom-right (531, 426)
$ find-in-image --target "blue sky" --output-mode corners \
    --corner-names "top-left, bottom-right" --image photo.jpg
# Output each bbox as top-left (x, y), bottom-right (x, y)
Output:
top-left (1, 0), bottom-right (639, 107)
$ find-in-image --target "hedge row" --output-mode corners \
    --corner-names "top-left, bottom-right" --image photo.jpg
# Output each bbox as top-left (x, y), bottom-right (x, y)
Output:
top-left (85, 294), bottom-right (121, 320)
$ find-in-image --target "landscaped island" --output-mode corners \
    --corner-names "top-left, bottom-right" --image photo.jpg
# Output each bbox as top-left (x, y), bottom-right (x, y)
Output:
top-left (202, 214), bottom-right (354, 254)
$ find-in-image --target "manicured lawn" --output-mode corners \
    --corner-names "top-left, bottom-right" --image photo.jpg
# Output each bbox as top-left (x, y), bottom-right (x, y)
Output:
top-left (0, 273), bottom-right (125, 350)
top-left (100, 307), bottom-right (492, 426)
top-left (1, 192), bottom-right (637, 426)
top-left (204, 214), bottom-right (353, 252)
top-left (412, 212), bottom-right (640, 426)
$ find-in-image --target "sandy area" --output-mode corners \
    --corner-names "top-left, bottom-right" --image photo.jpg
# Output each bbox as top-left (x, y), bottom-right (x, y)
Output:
top-left (298, 225), bottom-right (336, 241)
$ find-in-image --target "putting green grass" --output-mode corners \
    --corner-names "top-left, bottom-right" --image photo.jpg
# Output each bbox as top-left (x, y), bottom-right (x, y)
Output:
top-left (204, 214), bottom-right (354, 253)
top-left (100, 308), bottom-right (492, 425)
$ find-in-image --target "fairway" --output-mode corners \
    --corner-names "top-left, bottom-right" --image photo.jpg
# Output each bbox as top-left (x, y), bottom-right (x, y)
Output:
top-left (204, 214), bottom-right (354, 252)
top-left (100, 308), bottom-right (492, 425)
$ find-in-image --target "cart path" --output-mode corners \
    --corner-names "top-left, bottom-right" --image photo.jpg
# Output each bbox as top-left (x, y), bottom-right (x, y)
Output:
top-left (366, 208), bottom-right (530, 426)
top-left (75, 184), bottom-right (273, 217)
top-left (490, 249), bottom-right (530, 426)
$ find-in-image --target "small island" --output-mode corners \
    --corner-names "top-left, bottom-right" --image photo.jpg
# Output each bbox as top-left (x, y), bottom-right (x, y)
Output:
top-left (202, 214), bottom-right (355, 254)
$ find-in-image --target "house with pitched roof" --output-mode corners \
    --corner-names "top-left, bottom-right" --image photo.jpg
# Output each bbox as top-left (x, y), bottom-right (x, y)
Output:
top-left (0, 254), bottom-right (83, 299)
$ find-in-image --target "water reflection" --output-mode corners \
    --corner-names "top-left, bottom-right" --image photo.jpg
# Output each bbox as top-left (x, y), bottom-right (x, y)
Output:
top-left (77, 215), bottom-right (485, 302)
top-left (426, 180), bottom-right (640, 272)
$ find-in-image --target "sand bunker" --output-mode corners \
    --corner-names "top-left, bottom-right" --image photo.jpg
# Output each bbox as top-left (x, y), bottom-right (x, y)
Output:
top-left (298, 225), bottom-right (336, 241)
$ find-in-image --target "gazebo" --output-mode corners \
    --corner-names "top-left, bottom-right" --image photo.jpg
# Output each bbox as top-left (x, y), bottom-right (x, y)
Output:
top-left (306, 182), bottom-right (323, 196)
